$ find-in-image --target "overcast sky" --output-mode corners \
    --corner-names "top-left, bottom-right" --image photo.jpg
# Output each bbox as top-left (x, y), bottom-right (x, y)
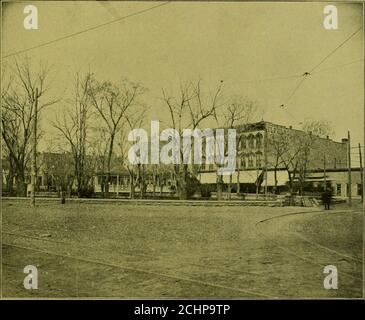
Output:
top-left (2, 1), bottom-right (364, 156)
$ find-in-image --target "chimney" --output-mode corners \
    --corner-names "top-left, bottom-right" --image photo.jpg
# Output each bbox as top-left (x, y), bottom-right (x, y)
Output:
top-left (326, 135), bottom-right (329, 139)
top-left (342, 138), bottom-right (348, 143)
top-left (289, 125), bottom-right (292, 129)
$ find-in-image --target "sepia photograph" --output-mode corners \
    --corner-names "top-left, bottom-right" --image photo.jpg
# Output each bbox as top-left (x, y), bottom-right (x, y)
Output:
top-left (1, 0), bottom-right (364, 301)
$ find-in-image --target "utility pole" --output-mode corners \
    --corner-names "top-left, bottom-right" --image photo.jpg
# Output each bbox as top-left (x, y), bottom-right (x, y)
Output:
top-left (359, 143), bottom-right (363, 203)
top-left (264, 128), bottom-right (268, 199)
top-left (236, 156), bottom-right (241, 195)
top-left (347, 131), bottom-right (352, 206)
top-left (116, 174), bottom-right (119, 198)
top-left (323, 154), bottom-right (327, 191)
top-left (31, 88), bottom-right (38, 206)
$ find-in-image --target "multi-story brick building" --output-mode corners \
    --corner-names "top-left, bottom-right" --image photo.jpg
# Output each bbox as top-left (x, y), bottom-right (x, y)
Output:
top-left (236, 121), bottom-right (348, 171)
top-left (198, 121), bottom-right (353, 195)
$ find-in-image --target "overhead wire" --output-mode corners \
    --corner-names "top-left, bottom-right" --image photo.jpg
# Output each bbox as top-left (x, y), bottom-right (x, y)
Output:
top-left (3, 1), bottom-right (171, 59)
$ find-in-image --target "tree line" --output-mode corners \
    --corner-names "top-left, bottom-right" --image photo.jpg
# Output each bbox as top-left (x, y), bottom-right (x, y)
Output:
top-left (1, 58), bottom-right (332, 200)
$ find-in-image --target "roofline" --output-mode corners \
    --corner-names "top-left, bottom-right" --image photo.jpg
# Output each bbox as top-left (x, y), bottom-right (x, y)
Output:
top-left (234, 121), bottom-right (346, 145)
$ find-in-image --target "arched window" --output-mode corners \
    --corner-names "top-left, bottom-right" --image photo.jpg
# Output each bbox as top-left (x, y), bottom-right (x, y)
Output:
top-left (248, 134), bottom-right (255, 149)
top-left (256, 152), bottom-right (263, 168)
top-left (248, 153), bottom-right (254, 167)
top-left (241, 156), bottom-right (246, 168)
top-left (241, 136), bottom-right (247, 149)
top-left (256, 133), bottom-right (263, 149)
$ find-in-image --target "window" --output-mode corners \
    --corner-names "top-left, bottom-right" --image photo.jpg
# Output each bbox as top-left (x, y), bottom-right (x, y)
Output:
top-left (256, 152), bottom-right (262, 168)
top-left (110, 175), bottom-right (118, 185)
top-left (97, 175), bottom-right (103, 185)
top-left (336, 184), bottom-right (341, 196)
top-left (241, 136), bottom-right (247, 149)
top-left (241, 156), bottom-right (246, 168)
top-left (36, 176), bottom-right (43, 186)
top-left (248, 154), bottom-right (254, 167)
top-left (357, 184), bottom-right (362, 196)
top-left (248, 135), bottom-right (255, 149)
top-left (256, 133), bottom-right (263, 149)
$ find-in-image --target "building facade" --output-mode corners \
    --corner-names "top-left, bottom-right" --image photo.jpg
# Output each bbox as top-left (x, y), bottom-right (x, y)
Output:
top-left (198, 121), bottom-right (352, 195)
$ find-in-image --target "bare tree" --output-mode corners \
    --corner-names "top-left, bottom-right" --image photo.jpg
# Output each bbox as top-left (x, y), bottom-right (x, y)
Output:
top-left (41, 150), bottom-right (74, 203)
top-left (118, 107), bottom-right (147, 199)
top-left (298, 120), bottom-right (333, 194)
top-left (301, 120), bottom-right (333, 138)
top-left (218, 96), bottom-right (260, 200)
top-left (91, 126), bottom-right (111, 195)
top-left (1, 58), bottom-right (56, 196)
top-left (267, 120), bottom-right (333, 203)
top-left (160, 79), bottom-right (223, 199)
top-left (88, 79), bottom-right (145, 197)
top-left (53, 73), bottom-right (94, 197)
top-left (268, 128), bottom-right (302, 202)
top-left (1, 135), bottom-right (15, 194)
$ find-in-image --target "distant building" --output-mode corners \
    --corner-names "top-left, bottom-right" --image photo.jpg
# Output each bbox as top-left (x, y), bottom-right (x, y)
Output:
top-left (296, 168), bottom-right (362, 198)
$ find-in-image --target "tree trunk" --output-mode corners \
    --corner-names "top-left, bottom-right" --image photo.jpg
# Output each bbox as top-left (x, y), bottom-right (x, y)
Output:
top-left (288, 174), bottom-right (295, 205)
top-left (176, 165), bottom-right (188, 200)
top-left (105, 172), bottom-right (110, 198)
top-left (105, 133), bottom-right (115, 199)
top-left (16, 172), bottom-right (27, 197)
top-left (130, 172), bottom-right (135, 199)
top-left (236, 170), bottom-right (240, 195)
top-left (273, 166), bottom-right (278, 194)
top-left (139, 167), bottom-right (145, 199)
top-left (75, 159), bottom-right (84, 197)
top-left (152, 170), bottom-right (156, 197)
top-left (7, 167), bottom-right (14, 195)
top-left (299, 179), bottom-right (303, 196)
top-left (177, 176), bottom-right (188, 199)
top-left (60, 189), bottom-right (66, 204)
top-left (216, 175), bottom-right (223, 200)
top-left (228, 174), bottom-right (232, 200)
top-left (160, 178), bottom-right (164, 197)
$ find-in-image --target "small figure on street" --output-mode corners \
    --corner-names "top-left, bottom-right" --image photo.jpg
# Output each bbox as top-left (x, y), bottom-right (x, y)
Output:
top-left (321, 189), bottom-right (332, 210)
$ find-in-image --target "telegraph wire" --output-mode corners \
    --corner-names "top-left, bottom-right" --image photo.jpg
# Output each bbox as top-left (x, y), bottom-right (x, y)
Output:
top-left (241, 58), bottom-right (361, 86)
top-left (3, 3), bottom-right (362, 128)
top-left (276, 26), bottom-right (362, 122)
top-left (311, 59), bottom-right (363, 75)
top-left (309, 26), bottom-right (362, 73)
top-left (241, 74), bottom-right (302, 84)
top-left (3, 1), bottom-right (171, 59)
top-left (284, 74), bottom-right (308, 105)
top-left (278, 105), bottom-right (298, 122)
top-left (241, 57), bottom-right (361, 86)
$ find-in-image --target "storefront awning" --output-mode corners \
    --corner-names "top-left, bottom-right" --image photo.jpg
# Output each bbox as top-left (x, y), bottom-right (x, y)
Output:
top-left (229, 170), bottom-right (262, 184)
top-left (199, 170), bottom-right (262, 184)
top-left (199, 172), bottom-right (218, 184)
top-left (265, 171), bottom-right (289, 186)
